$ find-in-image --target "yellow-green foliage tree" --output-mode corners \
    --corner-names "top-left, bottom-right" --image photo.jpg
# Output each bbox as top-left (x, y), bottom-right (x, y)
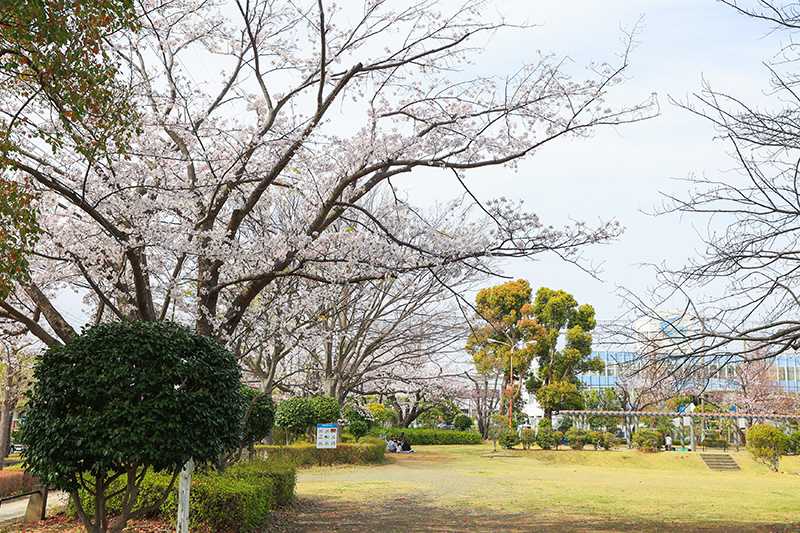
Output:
top-left (526, 287), bottom-right (603, 419)
top-left (0, 182), bottom-right (38, 298)
top-left (466, 280), bottom-right (544, 415)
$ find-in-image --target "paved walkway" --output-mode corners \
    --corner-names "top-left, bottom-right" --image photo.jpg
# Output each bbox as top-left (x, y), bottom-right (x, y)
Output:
top-left (0, 491), bottom-right (68, 527)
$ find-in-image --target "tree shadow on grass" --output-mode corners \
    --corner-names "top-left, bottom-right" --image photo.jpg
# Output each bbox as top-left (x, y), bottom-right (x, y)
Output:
top-left (271, 496), bottom-right (799, 532)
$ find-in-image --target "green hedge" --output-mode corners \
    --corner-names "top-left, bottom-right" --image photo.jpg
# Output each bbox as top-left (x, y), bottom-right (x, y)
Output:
top-left (255, 438), bottom-right (385, 466)
top-left (226, 460), bottom-right (296, 507)
top-left (373, 428), bottom-right (482, 445)
top-left (162, 474), bottom-right (272, 532)
top-left (68, 462), bottom-right (295, 532)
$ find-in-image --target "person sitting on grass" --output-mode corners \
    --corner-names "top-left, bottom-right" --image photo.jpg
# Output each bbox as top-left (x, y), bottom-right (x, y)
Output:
top-left (399, 434), bottom-right (413, 453)
top-left (387, 438), bottom-right (398, 453)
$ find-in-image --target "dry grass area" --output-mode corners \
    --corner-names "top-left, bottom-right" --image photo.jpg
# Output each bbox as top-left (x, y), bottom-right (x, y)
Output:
top-left (274, 445), bottom-right (800, 532)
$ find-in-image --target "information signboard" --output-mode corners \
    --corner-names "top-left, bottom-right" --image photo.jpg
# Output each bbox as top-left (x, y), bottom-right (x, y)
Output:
top-left (316, 423), bottom-right (338, 449)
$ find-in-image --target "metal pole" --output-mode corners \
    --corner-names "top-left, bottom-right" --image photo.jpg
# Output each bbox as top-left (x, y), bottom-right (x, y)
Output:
top-left (508, 351), bottom-right (514, 429)
top-left (177, 458), bottom-right (194, 533)
top-left (689, 419), bottom-right (696, 452)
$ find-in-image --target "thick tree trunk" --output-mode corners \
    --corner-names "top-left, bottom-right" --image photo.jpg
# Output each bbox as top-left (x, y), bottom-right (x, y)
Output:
top-left (321, 375), bottom-right (338, 400)
top-left (0, 396), bottom-right (16, 467)
top-left (477, 414), bottom-right (490, 440)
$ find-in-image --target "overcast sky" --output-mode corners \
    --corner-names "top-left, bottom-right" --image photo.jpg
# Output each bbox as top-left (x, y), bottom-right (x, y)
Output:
top-left (399, 0), bottom-right (783, 321)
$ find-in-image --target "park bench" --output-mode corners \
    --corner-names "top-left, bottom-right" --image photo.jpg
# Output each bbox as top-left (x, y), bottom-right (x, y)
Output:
top-left (0, 486), bottom-right (49, 524)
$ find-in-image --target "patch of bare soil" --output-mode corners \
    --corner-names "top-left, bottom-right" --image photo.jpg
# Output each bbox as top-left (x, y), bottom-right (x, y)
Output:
top-left (270, 496), bottom-right (800, 533)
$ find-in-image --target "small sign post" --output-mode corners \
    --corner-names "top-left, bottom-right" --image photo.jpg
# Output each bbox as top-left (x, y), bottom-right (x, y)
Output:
top-left (176, 458), bottom-right (194, 533)
top-left (316, 423), bottom-right (338, 466)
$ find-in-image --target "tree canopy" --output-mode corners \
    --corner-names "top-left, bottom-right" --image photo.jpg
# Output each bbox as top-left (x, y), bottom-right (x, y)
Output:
top-left (20, 320), bottom-right (242, 533)
top-left (526, 287), bottom-right (603, 418)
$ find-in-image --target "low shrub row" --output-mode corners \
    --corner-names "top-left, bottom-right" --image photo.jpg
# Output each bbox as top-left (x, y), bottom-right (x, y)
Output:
top-left (374, 428), bottom-right (482, 445)
top-left (68, 461), bottom-right (295, 532)
top-left (255, 438), bottom-right (385, 466)
top-left (565, 429), bottom-right (615, 450)
top-left (0, 470), bottom-right (38, 498)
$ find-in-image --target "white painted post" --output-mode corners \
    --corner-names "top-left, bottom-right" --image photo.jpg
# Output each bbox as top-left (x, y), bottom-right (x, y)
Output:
top-left (176, 458), bottom-right (194, 533)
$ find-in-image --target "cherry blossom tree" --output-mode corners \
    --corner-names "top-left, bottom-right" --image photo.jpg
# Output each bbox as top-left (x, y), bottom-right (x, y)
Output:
top-left (294, 268), bottom-right (471, 403)
top-left (234, 277), bottom-right (320, 394)
top-left (375, 363), bottom-right (466, 428)
top-left (729, 357), bottom-right (797, 414)
top-left (464, 370), bottom-right (502, 439)
top-left (1, 0), bottom-right (654, 350)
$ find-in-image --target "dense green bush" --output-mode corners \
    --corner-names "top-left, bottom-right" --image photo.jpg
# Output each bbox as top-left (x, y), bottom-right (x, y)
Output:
top-left (453, 414), bottom-right (473, 431)
top-left (565, 428), bottom-right (590, 450)
top-left (786, 431), bottom-right (800, 455)
top-left (498, 428), bottom-right (519, 449)
top-left (535, 427), bottom-right (560, 450)
top-left (633, 429), bottom-right (662, 452)
top-left (376, 428), bottom-right (482, 445)
top-left (274, 397), bottom-right (315, 440)
top-left (520, 428), bottom-right (536, 450)
top-left (589, 431), bottom-right (614, 450)
top-left (747, 424), bottom-right (787, 471)
top-left (700, 431), bottom-right (727, 449)
top-left (240, 386), bottom-right (275, 448)
top-left (255, 439), bottom-right (385, 466)
top-left (348, 419), bottom-right (370, 441)
top-left (343, 404), bottom-right (372, 441)
top-left (21, 320), bottom-right (242, 533)
top-left (308, 396), bottom-right (340, 425)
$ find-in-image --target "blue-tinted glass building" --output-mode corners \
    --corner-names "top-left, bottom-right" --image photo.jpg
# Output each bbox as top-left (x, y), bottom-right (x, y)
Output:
top-left (580, 351), bottom-right (800, 394)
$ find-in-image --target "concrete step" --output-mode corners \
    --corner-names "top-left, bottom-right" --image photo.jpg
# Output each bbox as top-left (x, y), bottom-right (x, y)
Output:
top-left (700, 453), bottom-right (740, 471)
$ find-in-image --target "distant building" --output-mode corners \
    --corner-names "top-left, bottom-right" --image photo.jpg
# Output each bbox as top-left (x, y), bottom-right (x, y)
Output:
top-left (579, 351), bottom-right (800, 394)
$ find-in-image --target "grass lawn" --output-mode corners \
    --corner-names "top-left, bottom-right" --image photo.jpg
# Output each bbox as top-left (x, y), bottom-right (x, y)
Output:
top-left (276, 445), bottom-right (800, 532)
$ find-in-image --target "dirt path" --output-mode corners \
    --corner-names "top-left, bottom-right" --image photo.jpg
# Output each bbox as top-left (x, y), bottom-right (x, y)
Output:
top-left (271, 496), bottom-right (799, 533)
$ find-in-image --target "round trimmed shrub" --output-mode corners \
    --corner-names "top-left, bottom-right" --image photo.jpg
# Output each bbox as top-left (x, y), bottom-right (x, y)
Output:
top-left (498, 428), bottom-right (519, 449)
top-left (240, 387), bottom-right (275, 447)
top-left (520, 428), bottom-right (535, 450)
top-left (453, 414), bottom-right (473, 431)
top-left (633, 429), bottom-right (662, 452)
top-left (308, 396), bottom-right (340, 425)
top-left (747, 424), bottom-right (787, 471)
top-left (274, 397), bottom-right (314, 440)
top-left (342, 404), bottom-right (371, 442)
top-left (565, 428), bottom-right (590, 450)
top-left (348, 420), bottom-right (370, 441)
top-left (535, 427), bottom-right (559, 450)
top-left (20, 320), bottom-right (241, 533)
top-left (590, 431), bottom-right (614, 450)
